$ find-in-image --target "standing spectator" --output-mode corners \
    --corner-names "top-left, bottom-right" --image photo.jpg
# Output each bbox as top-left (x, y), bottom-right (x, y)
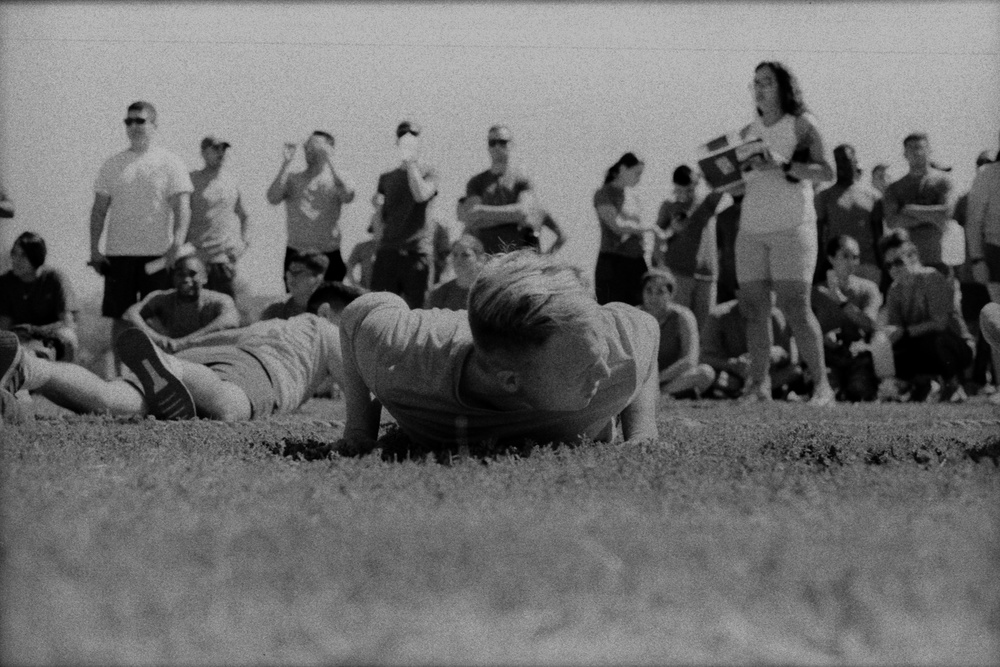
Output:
top-left (266, 130), bottom-right (355, 281)
top-left (259, 249), bottom-right (329, 321)
top-left (878, 230), bottom-right (974, 402)
top-left (734, 61), bottom-right (835, 404)
top-left (593, 152), bottom-right (663, 306)
top-left (370, 121), bottom-right (439, 308)
top-left (0, 232), bottom-right (79, 361)
top-left (715, 194), bottom-right (743, 305)
top-left (188, 136), bottom-right (250, 297)
top-left (122, 254), bottom-right (240, 354)
top-left (640, 269), bottom-right (715, 398)
top-left (811, 235), bottom-right (882, 401)
top-left (813, 144), bottom-right (884, 286)
top-left (426, 234), bottom-right (486, 311)
top-left (457, 125), bottom-right (542, 254)
top-left (345, 218), bottom-right (381, 290)
top-left (653, 165), bottom-right (726, 329)
top-left (0, 180), bottom-right (13, 275)
top-left (883, 133), bottom-right (954, 274)
top-left (88, 101), bottom-right (193, 369)
top-left (700, 296), bottom-right (803, 400)
top-left (966, 147), bottom-right (1000, 397)
top-left (871, 163), bottom-right (891, 196)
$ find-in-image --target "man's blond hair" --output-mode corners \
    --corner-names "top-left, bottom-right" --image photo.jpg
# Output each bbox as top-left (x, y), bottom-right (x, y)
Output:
top-left (468, 250), bottom-right (596, 359)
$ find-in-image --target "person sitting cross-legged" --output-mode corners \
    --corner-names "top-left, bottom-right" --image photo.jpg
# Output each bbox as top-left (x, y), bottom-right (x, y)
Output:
top-left (337, 249), bottom-right (660, 457)
top-left (425, 234), bottom-right (487, 311)
top-left (0, 231), bottom-right (79, 362)
top-left (811, 235), bottom-right (883, 401)
top-left (0, 281), bottom-right (363, 423)
top-left (700, 296), bottom-right (805, 400)
top-left (122, 252), bottom-right (240, 353)
top-left (260, 248), bottom-right (329, 321)
top-left (877, 228), bottom-right (975, 402)
top-left (639, 268), bottom-right (715, 398)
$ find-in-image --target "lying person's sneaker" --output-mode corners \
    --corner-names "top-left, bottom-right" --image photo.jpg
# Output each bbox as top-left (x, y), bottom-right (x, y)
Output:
top-left (115, 328), bottom-right (195, 420)
top-left (0, 330), bottom-right (25, 395)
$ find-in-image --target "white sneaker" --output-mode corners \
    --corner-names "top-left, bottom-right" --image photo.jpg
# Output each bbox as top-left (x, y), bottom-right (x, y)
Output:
top-left (115, 328), bottom-right (195, 420)
top-left (809, 383), bottom-right (836, 407)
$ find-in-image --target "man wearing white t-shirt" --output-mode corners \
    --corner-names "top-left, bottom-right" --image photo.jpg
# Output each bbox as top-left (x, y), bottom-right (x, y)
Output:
top-left (88, 101), bottom-right (194, 367)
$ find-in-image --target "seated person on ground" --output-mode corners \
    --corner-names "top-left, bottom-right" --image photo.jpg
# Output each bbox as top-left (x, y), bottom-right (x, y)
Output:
top-left (123, 253), bottom-right (240, 353)
top-left (700, 296), bottom-right (803, 399)
top-left (260, 248), bottom-right (329, 321)
top-left (0, 232), bottom-right (79, 361)
top-left (425, 234), bottom-right (487, 311)
top-left (981, 302), bottom-right (1000, 354)
top-left (338, 249), bottom-right (660, 456)
top-left (877, 229), bottom-right (974, 402)
top-left (811, 235), bottom-right (882, 401)
top-left (0, 281), bottom-right (364, 423)
top-left (639, 269), bottom-right (715, 398)
top-left (345, 218), bottom-right (380, 290)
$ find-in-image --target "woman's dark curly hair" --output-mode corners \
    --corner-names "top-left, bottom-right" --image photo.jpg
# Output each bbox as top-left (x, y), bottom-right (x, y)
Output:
top-left (756, 61), bottom-right (808, 117)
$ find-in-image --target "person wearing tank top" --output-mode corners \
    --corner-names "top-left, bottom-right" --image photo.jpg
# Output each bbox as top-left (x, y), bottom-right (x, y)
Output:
top-left (734, 61), bottom-right (836, 405)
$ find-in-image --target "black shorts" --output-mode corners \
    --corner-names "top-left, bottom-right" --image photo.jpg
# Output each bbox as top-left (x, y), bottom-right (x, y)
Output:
top-left (175, 346), bottom-right (277, 419)
top-left (101, 256), bottom-right (171, 319)
top-left (984, 244), bottom-right (1000, 283)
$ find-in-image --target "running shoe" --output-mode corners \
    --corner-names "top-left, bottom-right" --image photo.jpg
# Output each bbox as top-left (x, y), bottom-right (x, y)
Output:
top-left (114, 328), bottom-right (195, 420)
top-left (808, 383), bottom-right (836, 407)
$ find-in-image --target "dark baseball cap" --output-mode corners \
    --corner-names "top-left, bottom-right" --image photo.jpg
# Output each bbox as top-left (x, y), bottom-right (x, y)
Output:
top-left (396, 121), bottom-right (421, 138)
top-left (201, 135), bottom-right (231, 150)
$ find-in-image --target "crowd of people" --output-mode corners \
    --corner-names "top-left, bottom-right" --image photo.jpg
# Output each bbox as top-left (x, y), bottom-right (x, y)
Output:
top-left (2, 59), bottom-right (1000, 448)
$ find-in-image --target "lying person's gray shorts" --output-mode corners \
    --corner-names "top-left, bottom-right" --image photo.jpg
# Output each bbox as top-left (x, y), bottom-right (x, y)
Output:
top-left (175, 346), bottom-right (277, 419)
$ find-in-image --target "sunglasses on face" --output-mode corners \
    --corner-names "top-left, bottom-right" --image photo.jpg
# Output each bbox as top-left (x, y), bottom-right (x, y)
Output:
top-left (123, 117), bottom-right (148, 126)
top-left (397, 129), bottom-right (419, 138)
top-left (886, 256), bottom-right (908, 269)
top-left (488, 139), bottom-right (509, 147)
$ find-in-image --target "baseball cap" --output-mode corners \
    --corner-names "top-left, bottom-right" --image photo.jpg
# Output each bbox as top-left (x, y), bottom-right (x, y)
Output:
top-left (200, 135), bottom-right (231, 150)
top-left (396, 121), bottom-right (421, 138)
top-left (487, 125), bottom-right (513, 142)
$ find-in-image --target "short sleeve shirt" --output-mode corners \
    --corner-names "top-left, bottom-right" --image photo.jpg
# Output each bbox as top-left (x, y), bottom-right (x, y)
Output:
top-left (377, 164), bottom-right (438, 252)
top-left (884, 170), bottom-right (953, 265)
top-left (655, 192), bottom-right (724, 277)
top-left (281, 168), bottom-right (354, 253)
top-left (814, 182), bottom-right (883, 268)
top-left (811, 275), bottom-right (881, 342)
top-left (94, 146), bottom-right (193, 256)
top-left (465, 168), bottom-right (533, 254)
top-left (136, 288), bottom-right (238, 338)
top-left (654, 303), bottom-right (698, 369)
top-left (341, 292), bottom-right (659, 449)
top-left (594, 184), bottom-right (644, 258)
top-left (884, 266), bottom-right (971, 342)
top-left (0, 267), bottom-right (77, 326)
top-left (188, 168), bottom-right (245, 262)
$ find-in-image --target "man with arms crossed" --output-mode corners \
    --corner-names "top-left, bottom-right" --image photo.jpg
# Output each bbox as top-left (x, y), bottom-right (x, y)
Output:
top-left (89, 101), bottom-right (193, 369)
top-left (457, 125), bottom-right (543, 254)
top-left (338, 250), bottom-right (660, 456)
top-left (883, 133), bottom-right (954, 275)
top-left (266, 130), bottom-right (355, 281)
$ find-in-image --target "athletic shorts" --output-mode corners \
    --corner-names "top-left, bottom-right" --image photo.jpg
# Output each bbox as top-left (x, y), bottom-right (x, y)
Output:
top-left (736, 224), bottom-right (817, 284)
top-left (984, 244), bottom-right (1000, 283)
top-left (101, 256), bottom-right (171, 319)
top-left (175, 345), bottom-right (277, 419)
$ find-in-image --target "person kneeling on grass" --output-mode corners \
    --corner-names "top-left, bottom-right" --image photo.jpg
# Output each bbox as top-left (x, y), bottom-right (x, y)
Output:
top-left (0, 281), bottom-right (365, 423)
top-left (639, 269), bottom-right (715, 398)
top-left (338, 249), bottom-right (660, 456)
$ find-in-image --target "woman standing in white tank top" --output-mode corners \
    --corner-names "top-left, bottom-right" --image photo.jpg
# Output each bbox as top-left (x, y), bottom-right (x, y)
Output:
top-left (734, 61), bottom-right (836, 404)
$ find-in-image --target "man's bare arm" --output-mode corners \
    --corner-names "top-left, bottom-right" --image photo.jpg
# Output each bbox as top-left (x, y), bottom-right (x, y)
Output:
top-left (620, 363), bottom-right (659, 442)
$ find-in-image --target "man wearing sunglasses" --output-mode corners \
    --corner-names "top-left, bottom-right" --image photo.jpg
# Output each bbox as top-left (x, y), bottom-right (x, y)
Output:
top-left (458, 125), bottom-right (542, 254)
top-left (89, 100), bottom-right (193, 371)
top-left (877, 229), bottom-right (974, 402)
top-left (369, 121), bottom-right (439, 308)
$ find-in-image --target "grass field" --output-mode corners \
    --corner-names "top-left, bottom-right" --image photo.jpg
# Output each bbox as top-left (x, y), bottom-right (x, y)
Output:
top-left (2, 397), bottom-right (999, 665)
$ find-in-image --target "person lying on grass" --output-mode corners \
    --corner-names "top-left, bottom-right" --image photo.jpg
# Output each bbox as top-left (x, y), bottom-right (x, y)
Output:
top-left (0, 281), bottom-right (365, 423)
top-left (337, 249), bottom-right (660, 456)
